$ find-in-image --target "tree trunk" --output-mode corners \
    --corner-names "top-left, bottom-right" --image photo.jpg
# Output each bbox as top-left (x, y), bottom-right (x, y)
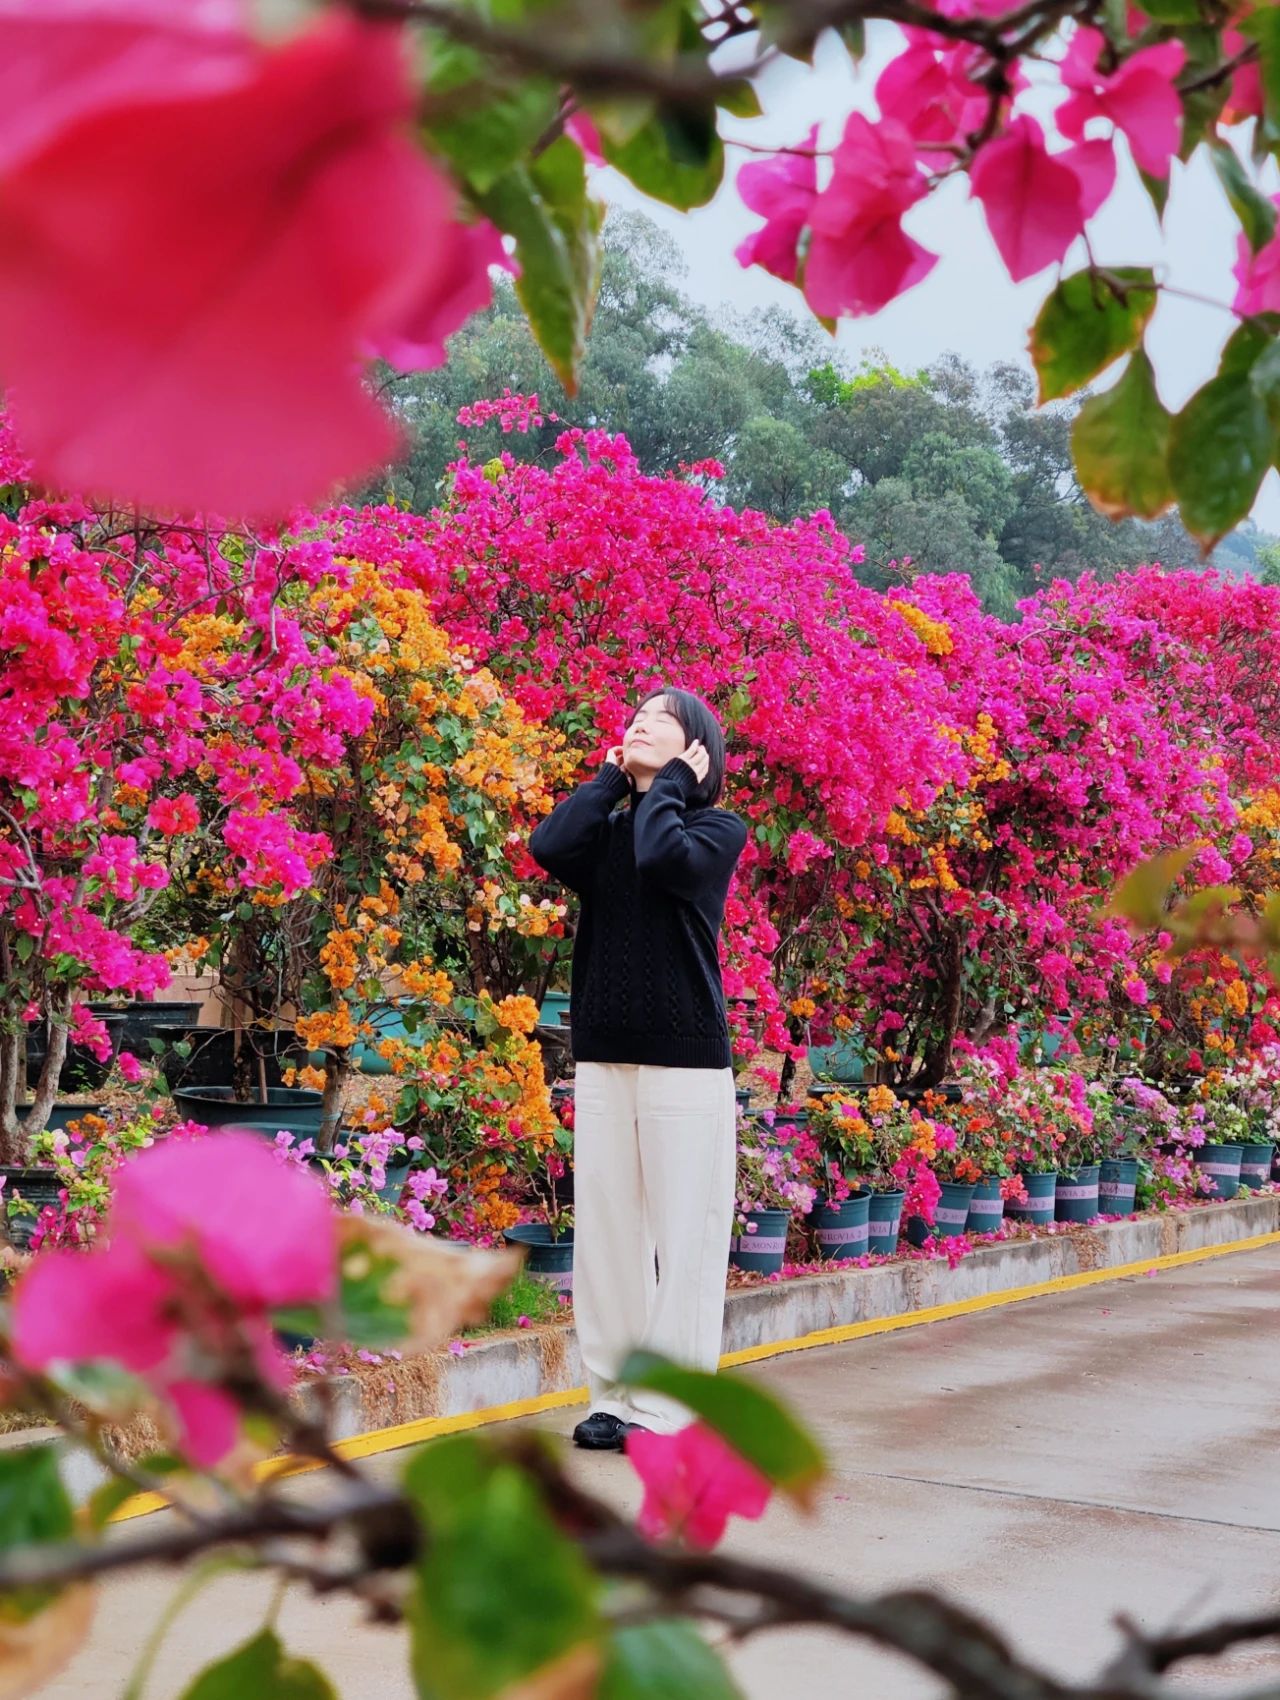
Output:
top-left (318, 1049), bottom-right (351, 1154)
top-left (919, 933), bottom-right (964, 1088)
top-left (19, 993), bottom-right (71, 1153)
top-left (0, 1028), bottom-right (22, 1165)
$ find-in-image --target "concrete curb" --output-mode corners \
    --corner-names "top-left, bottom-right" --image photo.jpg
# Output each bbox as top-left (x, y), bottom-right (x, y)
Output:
top-left (31, 1195), bottom-right (1280, 1503)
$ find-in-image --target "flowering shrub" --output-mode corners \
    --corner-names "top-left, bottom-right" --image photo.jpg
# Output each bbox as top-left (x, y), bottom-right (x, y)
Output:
top-left (735, 1127), bottom-right (817, 1227)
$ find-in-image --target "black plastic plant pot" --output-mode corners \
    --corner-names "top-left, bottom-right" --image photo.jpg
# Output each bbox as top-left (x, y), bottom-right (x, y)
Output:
top-left (173, 1085), bottom-right (323, 1136)
top-left (17, 1103), bottom-right (106, 1134)
top-left (156, 1027), bottom-right (302, 1092)
top-left (503, 1223), bottom-right (574, 1294)
top-left (92, 1001), bottom-right (203, 1056)
top-left (0, 1166), bottom-right (63, 1249)
top-left (27, 1012), bottom-right (126, 1092)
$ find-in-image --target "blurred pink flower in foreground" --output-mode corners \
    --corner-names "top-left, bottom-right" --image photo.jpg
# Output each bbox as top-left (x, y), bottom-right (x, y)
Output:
top-left (627, 1422), bottom-right (772, 1548)
top-left (11, 1132), bottom-right (336, 1464)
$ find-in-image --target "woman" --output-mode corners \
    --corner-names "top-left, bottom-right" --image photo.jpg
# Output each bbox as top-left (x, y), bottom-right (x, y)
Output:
top-left (529, 688), bottom-right (747, 1450)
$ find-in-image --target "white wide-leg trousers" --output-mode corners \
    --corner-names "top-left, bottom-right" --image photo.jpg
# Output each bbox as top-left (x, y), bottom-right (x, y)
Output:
top-left (572, 1061), bottom-right (736, 1432)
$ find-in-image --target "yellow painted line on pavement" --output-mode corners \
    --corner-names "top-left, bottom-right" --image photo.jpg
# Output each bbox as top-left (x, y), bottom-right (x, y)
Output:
top-left (108, 1226), bottom-right (1280, 1524)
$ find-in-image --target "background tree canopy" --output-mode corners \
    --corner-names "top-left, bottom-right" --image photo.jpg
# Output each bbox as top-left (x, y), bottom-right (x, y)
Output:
top-left (365, 213), bottom-right (1277, 618)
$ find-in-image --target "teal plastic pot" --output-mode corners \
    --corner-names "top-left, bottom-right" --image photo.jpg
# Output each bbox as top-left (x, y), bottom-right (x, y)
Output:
top-left (811, 1191), bottom-right (871, 1260)
top-left (730, 1208), bottom-right (790, 1275)
top-left (807, 1036), bottom-right (866, 1083)
top-left (966, 1177), bottom-right (1006, 1234)
top-left (1098, 1157), bottom-right (1138, 1216)
top-left (867, 1188), bottom-right (905, 1255)
top-left (1197, 1142), bottom-right (1244, 1200)
top-left (503, 1223), bottom-right (574, 1294)
top-left (1239, 1141), bottom-right (1274, 1191)
top-left (933, 1180), bottom-right (976, 1240)
top-left (1055, 1164), bottom-right (1101, 1224)
top-left (539, 991), bottom-right (572, 1029)
top-left (1008, 1170), bottom-right (1057, 1226)
top-left (173, 1085), bottom-right (323, 1136)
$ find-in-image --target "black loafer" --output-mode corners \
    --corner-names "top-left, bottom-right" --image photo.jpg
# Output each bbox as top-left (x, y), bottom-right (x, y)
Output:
top-left (572, 1411), bottom-right (629, 1451)
top-left (620, 1423), bottom-right (652, 1445)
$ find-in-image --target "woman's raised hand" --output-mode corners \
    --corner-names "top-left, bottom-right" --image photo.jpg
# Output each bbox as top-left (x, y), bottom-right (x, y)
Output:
top-left (605, 745), bottom-right (627, 770)
top-left (678, 740), bottom-right (711, 783)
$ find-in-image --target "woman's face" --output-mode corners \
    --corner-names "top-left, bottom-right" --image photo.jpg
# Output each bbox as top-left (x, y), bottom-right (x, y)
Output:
top-left (623, 695), bottom-right (687, 779)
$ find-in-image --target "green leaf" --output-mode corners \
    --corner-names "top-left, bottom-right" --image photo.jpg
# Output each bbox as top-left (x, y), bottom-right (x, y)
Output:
top-left (839, 18), bottom-right (867, 61)
top-left (14, 934), bottom-right (33, 964)
top-left (0, 1447), bottom-right (76, 1622)
top-left (1106, 846), bottom-right (1197, 930)
top-left (1030, 268), bottom-right (1157, 402)
top-left (1210, 140), bottom-right (1277, 253)
top-left (716, 80), bottom-right (762, 119)
top-left (601, 106), bottom-right (724, 210)
top-left (1169, 363), bottom-right (1275, 546)
top-left (475, 138), bottom-right (603, 393)
top-left (601, 1621), bottom-right (743, 1700)
top-left (1137, 0), bottom-right (1203, 17)
top-left (423, 42), bottom-right (560, 194)
top-left (619, 1352), bottom-right (825, 1503)
top-left (405, 1437), bottom-right (601, 1700)
top-left (178, 1629), bottom-right (335, 1700)
top-left (1072, 349), bottom-right (1174, 521)
top-left (1179, 25), bottom-right (1234, 159)
top-left (0, 1448), bottom-right (72, 1551)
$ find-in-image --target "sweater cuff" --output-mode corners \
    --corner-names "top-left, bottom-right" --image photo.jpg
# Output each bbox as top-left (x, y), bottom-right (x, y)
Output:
top-left (593, 761), bottom-right (632, 800)
top-left (656, 758), bottom-right (699, 797)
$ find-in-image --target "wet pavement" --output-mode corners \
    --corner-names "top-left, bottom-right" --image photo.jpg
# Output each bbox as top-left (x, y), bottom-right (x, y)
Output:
top-left (41, 1245), bottom-right (1280, 1697)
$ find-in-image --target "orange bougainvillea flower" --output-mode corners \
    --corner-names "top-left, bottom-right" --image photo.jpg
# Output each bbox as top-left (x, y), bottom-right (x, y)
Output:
top-left (0, 7), bottom-right (498, 516)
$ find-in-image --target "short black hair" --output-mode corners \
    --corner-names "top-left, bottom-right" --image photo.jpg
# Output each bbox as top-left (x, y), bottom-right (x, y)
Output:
top-left (633, 687), bottom-right (728, 808)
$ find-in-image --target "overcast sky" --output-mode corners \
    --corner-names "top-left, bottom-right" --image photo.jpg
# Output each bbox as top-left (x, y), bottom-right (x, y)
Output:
top-left (595, 25), bottom-right (1280, 530)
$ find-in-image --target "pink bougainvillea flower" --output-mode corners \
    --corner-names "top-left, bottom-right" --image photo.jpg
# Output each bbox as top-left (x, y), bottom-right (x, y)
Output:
top-left (369, 218), bottom-right (511, 373)
top-left (0, 10), bottom-right (469, 517)
top-left (1056, 26), bottom-right (1186, 179)
top-left (970, 115), bottom-right (1108, 281)
top-left (109, 1129), bottom-right (337, 1308)
top-left (627, 1423), bottom-right (772, 1549)
top-left (875, 41), bottom-right (991, 161)
top-left (11, 1132), bottom-right (337, 1463)
top-left (1232, 197), bottom-right (1280, 315)
top-left (0, 0), bottom-right (251, 171)
top-left (803, 114), bottom-right (938, 314)
top-left (565, 110), bottom-right (605, 166)
top-left (1222, 27), bottom-right (1265, 125)
top-left (734, 126), bottom-right (819, 285)
top-left (147, 792), bottom-right (200, 836)
top-left (116, 1049), bottom-right (145, 1084)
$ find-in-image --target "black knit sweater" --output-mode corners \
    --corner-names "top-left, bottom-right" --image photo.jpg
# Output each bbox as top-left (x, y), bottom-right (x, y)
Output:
top-left (528, 759), bottom-right (748, 1070)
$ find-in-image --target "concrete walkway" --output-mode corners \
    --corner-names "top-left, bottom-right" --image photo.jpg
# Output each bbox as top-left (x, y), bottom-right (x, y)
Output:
top-left (42, 1246), bottom-right (1280, 1698)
